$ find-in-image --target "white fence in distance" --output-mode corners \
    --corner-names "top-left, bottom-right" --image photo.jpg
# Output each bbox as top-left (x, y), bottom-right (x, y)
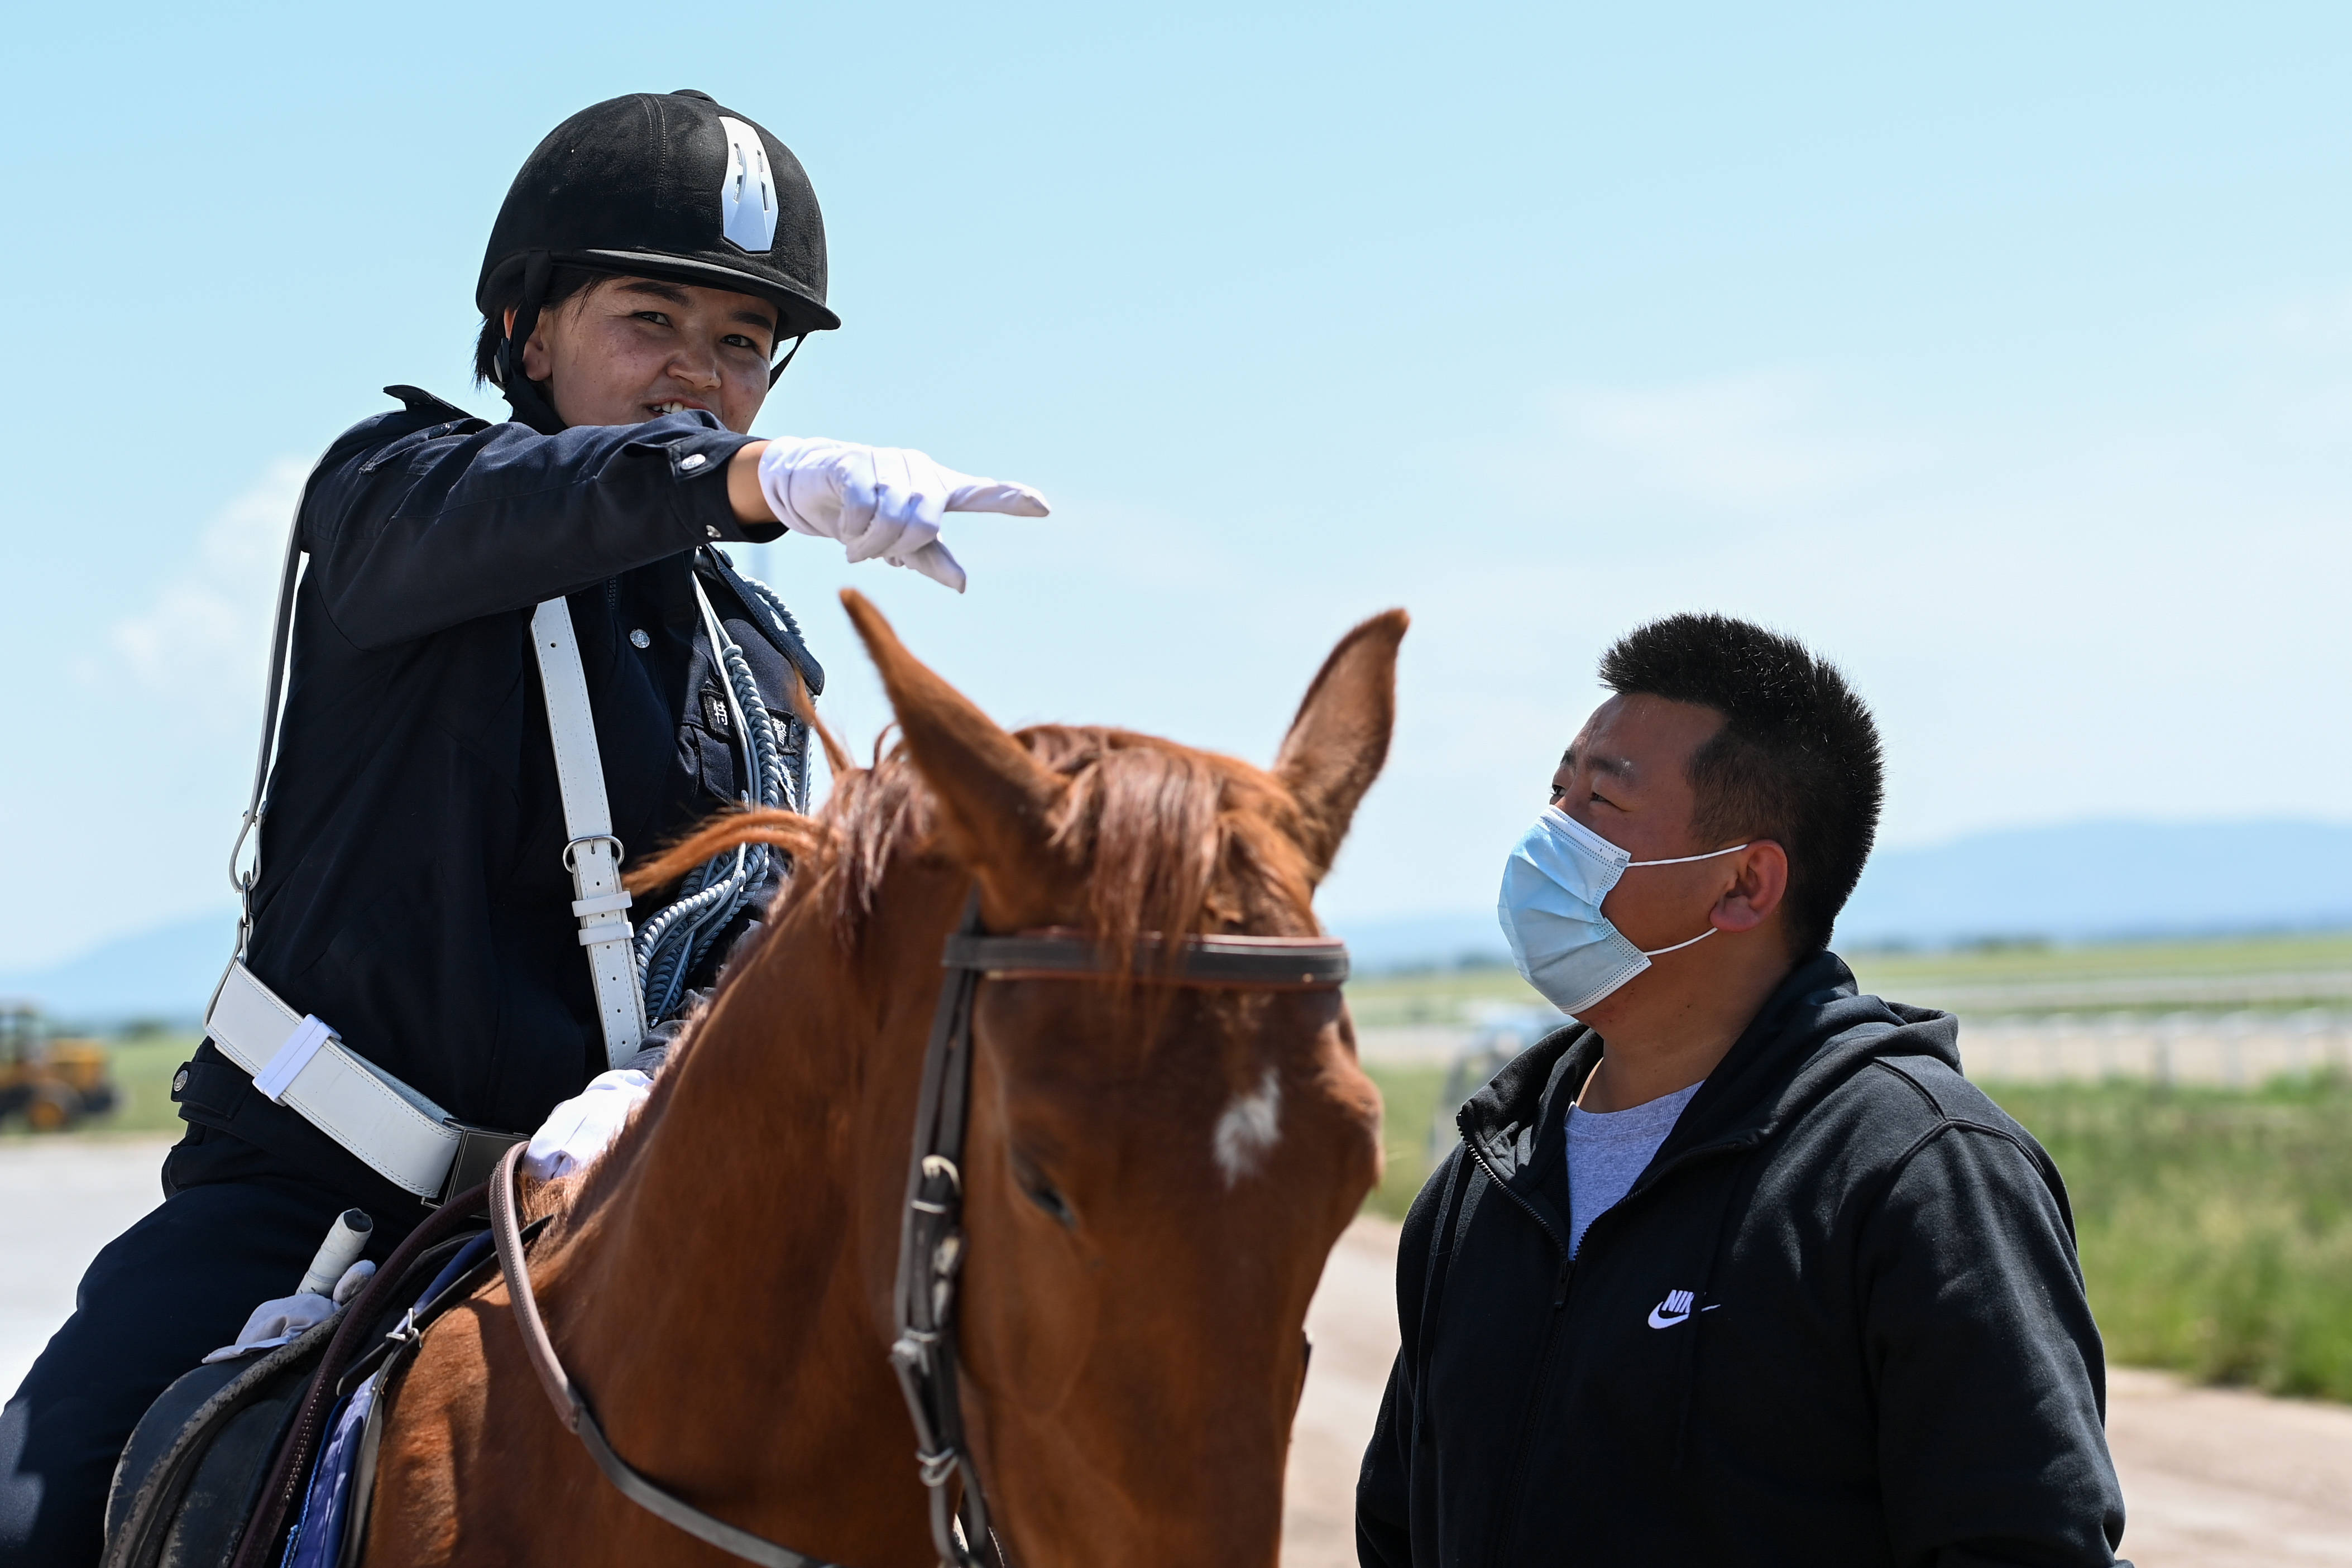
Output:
top-left (1959, 1009), bottom-right (2352, 1086)
top-left (1355, 1010), bottom-right (2352, 1087)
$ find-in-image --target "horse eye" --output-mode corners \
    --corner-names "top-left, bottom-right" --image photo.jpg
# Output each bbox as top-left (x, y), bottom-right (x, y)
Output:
top-left (1023, 1178), bottom-right (1076, 1229)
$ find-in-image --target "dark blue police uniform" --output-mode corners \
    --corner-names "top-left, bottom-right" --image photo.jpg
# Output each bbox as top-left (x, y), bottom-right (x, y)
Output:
top-left (0, 387), bottom-right (818, 1564)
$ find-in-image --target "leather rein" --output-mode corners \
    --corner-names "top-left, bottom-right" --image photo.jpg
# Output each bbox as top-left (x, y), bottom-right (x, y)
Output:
top-left (487, 895), bottom-right (1350, 1568)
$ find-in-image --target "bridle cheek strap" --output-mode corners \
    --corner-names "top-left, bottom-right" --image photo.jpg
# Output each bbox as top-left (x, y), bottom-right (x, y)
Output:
top-left (889, 894), bottom-right (1350, 1568)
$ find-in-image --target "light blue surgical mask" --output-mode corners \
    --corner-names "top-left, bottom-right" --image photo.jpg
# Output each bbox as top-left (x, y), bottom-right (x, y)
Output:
top-left (1497, 807), bottom-right (1749, 1016)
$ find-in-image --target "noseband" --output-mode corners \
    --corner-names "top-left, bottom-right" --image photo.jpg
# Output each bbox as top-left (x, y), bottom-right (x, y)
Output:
top-left (490, 892), bottom-right (1349, 1568)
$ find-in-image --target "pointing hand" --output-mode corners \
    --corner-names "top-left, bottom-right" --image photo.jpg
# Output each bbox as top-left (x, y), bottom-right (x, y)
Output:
top-left (755, 438), bottom-right (1050, 593)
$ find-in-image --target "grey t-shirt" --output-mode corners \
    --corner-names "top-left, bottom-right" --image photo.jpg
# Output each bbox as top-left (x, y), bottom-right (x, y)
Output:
top-left (1565, 1081), bottom-right (1703, 1257)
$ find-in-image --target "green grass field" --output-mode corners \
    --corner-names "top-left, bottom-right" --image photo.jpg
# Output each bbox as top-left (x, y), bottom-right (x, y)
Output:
top-left (102, 1037), bottom-right (197, 1133)
top-left (1364, 1063), bottom-right (1448, 1219)
top-left (1349, 929), bottom-right (2352, 1027)
top-left (1847, 929), bottom-right (2352, 991)
top-left (1995, 1073), bottom-right (2352, 1401)
top-left (1363, 1061), bottom-right (2352, 1403)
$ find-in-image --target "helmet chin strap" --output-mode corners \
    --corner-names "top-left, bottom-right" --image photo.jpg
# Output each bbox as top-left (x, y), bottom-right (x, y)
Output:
top-left (497, 251), bottom-right (568, 435)
top-left (767, 333), bottom-right (806, 386)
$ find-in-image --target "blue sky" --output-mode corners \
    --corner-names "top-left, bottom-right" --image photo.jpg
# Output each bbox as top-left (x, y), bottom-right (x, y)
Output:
top-left (3, 3), bottom-right (2350, 966)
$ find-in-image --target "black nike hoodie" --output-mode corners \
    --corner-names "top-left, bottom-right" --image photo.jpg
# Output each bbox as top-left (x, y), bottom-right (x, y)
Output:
top-left (1356, 952), bottom-right (2131, 1566)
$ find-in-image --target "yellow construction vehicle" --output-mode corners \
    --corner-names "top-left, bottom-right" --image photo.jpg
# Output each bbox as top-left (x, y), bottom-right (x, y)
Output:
top-left (0, 1001), bottom-right (118, 1131)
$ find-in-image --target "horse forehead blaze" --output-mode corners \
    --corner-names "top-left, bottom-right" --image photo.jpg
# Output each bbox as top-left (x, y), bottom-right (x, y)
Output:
top-left (1213, 1066), bottom-right (1283, 1186)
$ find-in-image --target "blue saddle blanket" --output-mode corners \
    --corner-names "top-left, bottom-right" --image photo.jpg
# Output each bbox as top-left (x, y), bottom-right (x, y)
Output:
top-left (280, 1234), bottom-right (496, 1567)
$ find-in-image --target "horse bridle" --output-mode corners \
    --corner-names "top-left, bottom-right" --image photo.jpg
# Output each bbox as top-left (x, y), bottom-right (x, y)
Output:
top-left (892, 894), bottom-right (1351, 1567)
top-left (490, 892), bottom-right (1350, 1568)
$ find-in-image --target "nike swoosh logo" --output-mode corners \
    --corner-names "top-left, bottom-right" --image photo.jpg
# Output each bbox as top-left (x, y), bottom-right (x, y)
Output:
top-left (1646, 1301), bottom-right (1722, 1329)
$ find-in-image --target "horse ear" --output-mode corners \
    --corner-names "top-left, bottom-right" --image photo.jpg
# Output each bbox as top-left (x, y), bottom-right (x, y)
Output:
top-left (839, 589), bottom-right (1072, 922)
top-left (1274, 610), bottom-right (1409, 884)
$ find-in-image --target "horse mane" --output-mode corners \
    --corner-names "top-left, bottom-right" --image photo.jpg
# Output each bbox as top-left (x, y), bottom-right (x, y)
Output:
top-left (552, 727), bottom-right (1324, 1209)
top-left (627, 725), bottom-right (1323, 970)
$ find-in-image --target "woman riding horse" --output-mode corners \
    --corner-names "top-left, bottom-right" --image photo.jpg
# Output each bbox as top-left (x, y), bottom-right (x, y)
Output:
top-left (0, 90), bottom-right (1045, 1566)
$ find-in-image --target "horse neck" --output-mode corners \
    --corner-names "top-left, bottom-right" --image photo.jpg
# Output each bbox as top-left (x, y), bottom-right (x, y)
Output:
top-left (534, 864), bottom-right (966, 1558)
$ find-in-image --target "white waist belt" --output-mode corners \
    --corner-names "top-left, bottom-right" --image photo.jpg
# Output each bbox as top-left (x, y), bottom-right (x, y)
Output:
top-left (205, 960), bottom-right (462, 1198)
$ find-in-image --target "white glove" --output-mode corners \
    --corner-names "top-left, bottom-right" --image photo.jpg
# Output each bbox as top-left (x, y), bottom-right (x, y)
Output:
top-left (200, 1260), bottom-right (375, 1363)
top-left (331, 1260), bottom-right (376, 1303)
top-left (756, 438), bottom-right (1050, 593)
top-left (522, 1068), bottom-right (653, 1182)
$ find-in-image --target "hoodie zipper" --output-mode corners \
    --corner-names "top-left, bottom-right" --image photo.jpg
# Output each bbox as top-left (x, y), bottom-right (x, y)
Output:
top-left (1457, 1108), bottom-right (1761, 1567)
top-left (1458, 1118), bottom-right (1574, 1568)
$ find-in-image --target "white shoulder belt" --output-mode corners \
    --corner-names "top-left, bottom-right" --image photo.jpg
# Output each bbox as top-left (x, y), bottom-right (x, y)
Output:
top-left (530, 597), bottom-right (652, 1067)
top-left (208, 519), bottom-right (652, 1202)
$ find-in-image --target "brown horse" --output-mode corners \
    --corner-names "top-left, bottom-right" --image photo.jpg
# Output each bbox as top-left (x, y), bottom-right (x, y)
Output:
top-left (358, 591), bottom-right (1405, 1567)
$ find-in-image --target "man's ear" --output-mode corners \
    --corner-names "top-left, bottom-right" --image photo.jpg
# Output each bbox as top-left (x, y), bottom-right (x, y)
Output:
top-left (1711, 841), bottom-right (1790, 934)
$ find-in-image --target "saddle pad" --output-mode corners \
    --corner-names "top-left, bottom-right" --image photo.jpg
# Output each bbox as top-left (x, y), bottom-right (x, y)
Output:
top-left (279, 1234), bottom-right (497, 1568)
top-left (280, 1377), bottom-right (378, 1568)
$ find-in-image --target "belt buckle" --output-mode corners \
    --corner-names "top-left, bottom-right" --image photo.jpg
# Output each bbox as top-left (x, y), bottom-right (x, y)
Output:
top-left (433, 1121), bottom-right (528, 1207)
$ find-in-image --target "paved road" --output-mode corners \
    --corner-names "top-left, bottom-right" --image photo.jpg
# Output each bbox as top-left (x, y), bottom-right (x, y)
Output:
top-left (9, 1140), bottom-right (2351, 1564)
top-left (0, 1137), bottom-right (173, 1398)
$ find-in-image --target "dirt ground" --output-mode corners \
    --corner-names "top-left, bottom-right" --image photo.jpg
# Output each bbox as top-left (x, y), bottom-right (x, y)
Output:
top-left (8, 1140), bottom-right (2350, 1565)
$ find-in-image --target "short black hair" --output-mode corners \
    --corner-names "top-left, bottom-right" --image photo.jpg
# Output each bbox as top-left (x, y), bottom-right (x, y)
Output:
top-left (471, 265), bottom-right (616, 389)
top-left (1597, 613), bottom-right (1882, 957)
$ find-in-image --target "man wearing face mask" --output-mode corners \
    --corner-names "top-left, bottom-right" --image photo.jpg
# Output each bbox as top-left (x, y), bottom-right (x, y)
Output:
top-left (1356, 614), bottom-right (2130, 1566)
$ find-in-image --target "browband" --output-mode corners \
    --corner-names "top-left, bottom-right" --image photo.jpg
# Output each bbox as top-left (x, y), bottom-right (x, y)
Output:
top-left (941, 929), bottom-right (1350, 990)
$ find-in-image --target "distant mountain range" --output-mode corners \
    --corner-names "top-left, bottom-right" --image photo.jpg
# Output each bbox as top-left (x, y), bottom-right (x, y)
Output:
top-left (0, 913), bottom-right (237, 1028)
top-left (1833, 818), bottom-right (2352, 949)
top-left (8, 818), bottom-right (2352, 1020)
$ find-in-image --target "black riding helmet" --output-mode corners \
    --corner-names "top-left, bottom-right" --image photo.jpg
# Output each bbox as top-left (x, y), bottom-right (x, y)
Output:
top-left (478, 89), bottom-right (837, 432)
